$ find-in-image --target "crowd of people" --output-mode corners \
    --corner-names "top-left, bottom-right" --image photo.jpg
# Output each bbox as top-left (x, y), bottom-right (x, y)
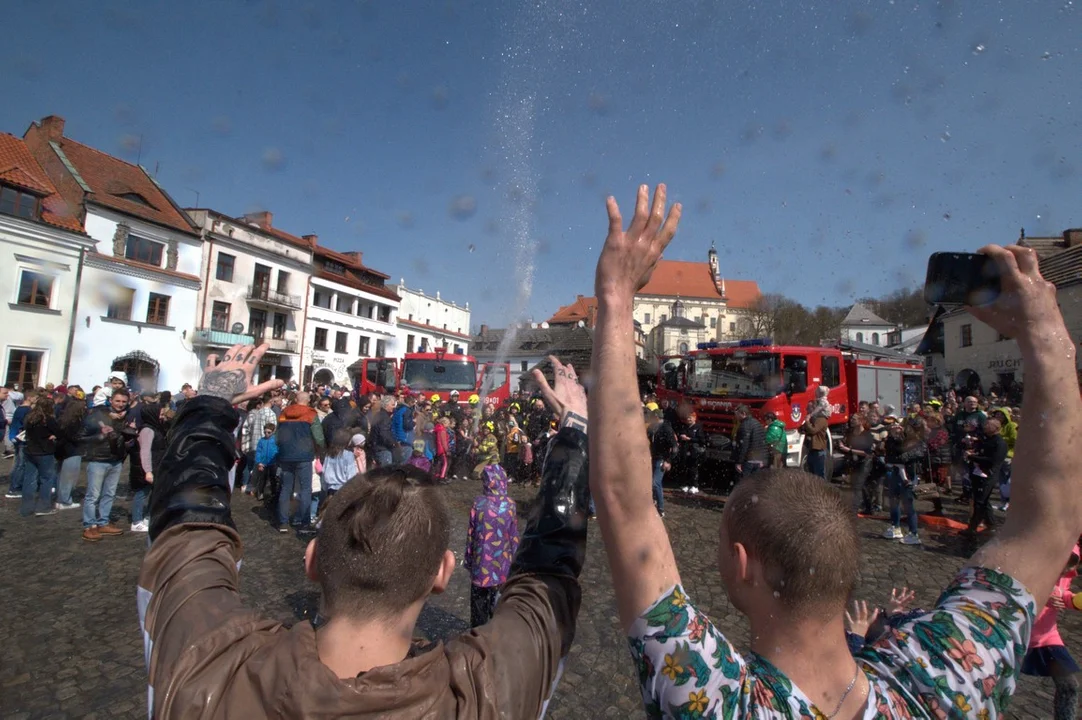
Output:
top-left (5, 184), bottom-right (1082, 719)
top-left (0, 369), bottom-right (563, 541)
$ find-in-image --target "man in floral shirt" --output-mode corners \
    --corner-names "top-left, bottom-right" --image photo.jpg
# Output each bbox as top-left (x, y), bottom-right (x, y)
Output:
top-left (587, 185), bottom-right (1081, 718)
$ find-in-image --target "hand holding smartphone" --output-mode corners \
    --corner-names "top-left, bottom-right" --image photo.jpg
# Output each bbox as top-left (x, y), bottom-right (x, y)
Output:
top-left (923, 252), bottom-right (1002, 307)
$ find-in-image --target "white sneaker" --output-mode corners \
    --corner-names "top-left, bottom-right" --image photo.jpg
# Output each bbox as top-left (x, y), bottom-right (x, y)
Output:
top-left (4, 492), bottom-right (20, 499)
top-left (130, 520), bottom-right (149, 532)
top-left (901, 532), bottom-right (922, 545)
top-left (883, 526), bottom-right (904, 540)
top-left (58, 502), bottom-right (80, 510)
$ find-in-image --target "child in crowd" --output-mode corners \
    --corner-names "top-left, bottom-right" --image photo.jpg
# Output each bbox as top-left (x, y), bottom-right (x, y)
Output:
top-left (251, 423), bottom-right (278, 502)
top-left (473, 421), bottom-right (500, 478)
top-left (1027, 545), bottom-right (1082, 720)
top-left (407, 439), bottom-right (431, 472)
top-left (464, 464), bottom-right (519, 627)
top-left (844, 586), bottom-right (924, 654)
top-left (433, 416), bottom-right (451, 481)
top-left (351, 433), bottom-right (367, 476)
top-left (315, 433), bottom-right (362, 524)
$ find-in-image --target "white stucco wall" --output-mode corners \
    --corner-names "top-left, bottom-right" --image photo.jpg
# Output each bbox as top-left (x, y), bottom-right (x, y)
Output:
top-left (634, 295), bottom-right (748, 341)
top-left (395, 283), bottom-right (471, 355)
top-left (302, 276), bottom-right (400, 386)
top-left (0, 215), bottom-right (94, 386)
top-left (68, 209), bottom-right (203, 392)
top-left (841, 324), bottom-right (896, 346)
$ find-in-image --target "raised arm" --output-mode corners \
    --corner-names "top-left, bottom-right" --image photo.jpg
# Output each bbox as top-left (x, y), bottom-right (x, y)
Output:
top-left (967, 245), bottom-right (1082, 609)
top-left (137, 345), bottom-right (283, 715)
top-left (457, 358), bottom-right (590, 719)
top-left (590, 184), bottom-right (683, 631)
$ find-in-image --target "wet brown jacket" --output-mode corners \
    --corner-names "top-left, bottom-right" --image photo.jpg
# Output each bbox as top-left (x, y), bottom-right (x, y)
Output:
top-left (802, 415), bottom-right (830, 451)
top-left (138, 395), bottom-right (590, 719)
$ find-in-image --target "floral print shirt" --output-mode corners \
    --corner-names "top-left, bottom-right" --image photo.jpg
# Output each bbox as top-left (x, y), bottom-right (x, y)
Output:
top-left (628, 567), bottom-right (1035, 718)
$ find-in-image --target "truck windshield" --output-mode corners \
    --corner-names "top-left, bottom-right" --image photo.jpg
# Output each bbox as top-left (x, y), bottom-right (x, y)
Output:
top-left (686, 353), bottom-right (782, 399)
top-left (401, 360), bottom-right (478, 391)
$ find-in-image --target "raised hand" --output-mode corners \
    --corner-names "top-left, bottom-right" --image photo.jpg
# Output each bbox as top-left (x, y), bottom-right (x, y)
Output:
top-left (844, 600), bottom-right (881, 638)
top-left (595, 184), bottom-right (682, 301)
top-left (199, 344), bottom-right (284, 406)
top-left (532, 356), bottom-right (588, 429)
top-left (888, 586), bottom-right (916, 615)
top-left (967, 245), bottom-right (1064, 345)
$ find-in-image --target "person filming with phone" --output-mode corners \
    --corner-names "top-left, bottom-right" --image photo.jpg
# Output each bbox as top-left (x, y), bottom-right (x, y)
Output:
top-left (588, 184), bottom-right (1081, 718)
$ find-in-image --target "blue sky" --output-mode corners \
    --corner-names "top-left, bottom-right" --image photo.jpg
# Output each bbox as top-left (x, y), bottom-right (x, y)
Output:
top-left (4, 0), bottom-right (1080, 327)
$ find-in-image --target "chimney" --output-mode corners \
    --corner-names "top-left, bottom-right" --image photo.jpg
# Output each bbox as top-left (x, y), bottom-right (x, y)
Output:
top-left (1065, 229), bottom-right (1082, 248)
top-left (480, 324), bottom-right (488, 337)
top-left (39, 115), bottom-right (66, 140)
top-left (576, 294), bottom-right (583, 300)
top-left (341, 250), bottom-right (362, 264)
top-left (244, 211), bottom-right (273, 229)
top-left (304, 234), bottom-right (320, 247)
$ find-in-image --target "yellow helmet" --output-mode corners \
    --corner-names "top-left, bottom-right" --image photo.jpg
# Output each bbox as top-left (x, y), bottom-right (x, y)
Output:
top-left (468, 394), bottom-right (480, 405)
top-left (430, 394), bottom-right (440, 403)
top-left (485, 421), bottom-right (495, 431)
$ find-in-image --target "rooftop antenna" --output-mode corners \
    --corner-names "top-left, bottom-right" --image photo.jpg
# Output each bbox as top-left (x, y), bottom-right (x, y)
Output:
top-left (153, 160), bottom-right (160, 178)
top-left (136, 134), bottom-right (144, 165)
top-left (187, 188), bottom-right (200, 206)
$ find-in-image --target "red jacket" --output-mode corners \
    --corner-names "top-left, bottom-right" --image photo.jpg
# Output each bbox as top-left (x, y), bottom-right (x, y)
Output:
top-left (435, 423), bottom-right (450, 456)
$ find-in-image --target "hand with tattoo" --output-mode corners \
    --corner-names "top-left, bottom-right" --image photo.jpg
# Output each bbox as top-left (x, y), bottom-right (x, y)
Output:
top-left (199, 343), bottom-right (285, 405)
top-left (531, 355), bottom-right (588, 433)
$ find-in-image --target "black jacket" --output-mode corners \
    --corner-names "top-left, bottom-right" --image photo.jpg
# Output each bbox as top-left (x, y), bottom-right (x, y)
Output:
top-left (649, 421), bottom-right (678, 463)
top-left (24, 415), bottom-right (61, 457)
top-left (368, 410), bottom-right (397, 454)
top-left (972, 433), bottom-right (1008, 482)
top-left (81, 406), bottom-right (130, 463)
top-left (732, 416), bottom-right (769, 465)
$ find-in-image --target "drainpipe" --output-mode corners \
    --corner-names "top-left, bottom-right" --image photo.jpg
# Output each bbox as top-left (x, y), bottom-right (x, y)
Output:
top-left (62, 243), bottom-right (86, 381)
top-left (200, 234), bottom-right (214, 329)
top-left (298, 273), bottom-right (312, 383)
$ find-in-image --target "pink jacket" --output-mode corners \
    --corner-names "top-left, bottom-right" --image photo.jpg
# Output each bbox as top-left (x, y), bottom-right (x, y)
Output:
top-left (1032, 569), bottom-right (1077, 648)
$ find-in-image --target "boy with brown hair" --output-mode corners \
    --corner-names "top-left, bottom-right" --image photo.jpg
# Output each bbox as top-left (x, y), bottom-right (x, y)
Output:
top-left (137, 343), bottom-right (591, 718)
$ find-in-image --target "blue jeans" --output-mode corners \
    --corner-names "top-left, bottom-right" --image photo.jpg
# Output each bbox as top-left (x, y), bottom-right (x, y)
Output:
top-left (21, 453), bottom-right (57, 515)
top-left (278, 461), bottom-right (313, 526)
top-left (240, 450), bottom-right (256, 489)
top-left (807, 449), bottom-right (827, 479)
top-left (652, 460), bottom-right (666, 514)
top-left (887, 467), bottom-right (918, 534)
top-left (131, 487), bottom-right (150, 524)
top-left (8, 444), bottom-right (26, 493)
top-left (57, 455), bottom-right (82, 504)
top-left (83, 461), bottom-right (122, 528)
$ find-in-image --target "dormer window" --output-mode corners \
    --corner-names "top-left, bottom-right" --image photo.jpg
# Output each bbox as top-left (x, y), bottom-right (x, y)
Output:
top-left (125, 235), bottom-right (164, 266)
top-left (117, 192), bottom-right (155, 208)
top-left (324, 260), bottom-right (346, 275)
top-left (0, 185), bottom-right (41, 221)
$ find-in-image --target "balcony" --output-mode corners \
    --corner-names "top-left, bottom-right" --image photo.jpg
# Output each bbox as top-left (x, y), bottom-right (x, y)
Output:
top-left (192, 327), bottom-right (256, 347)
top-left (255, 334), bottom-right (299, 354)
top-left (246, 285), bottom-right (303, 310)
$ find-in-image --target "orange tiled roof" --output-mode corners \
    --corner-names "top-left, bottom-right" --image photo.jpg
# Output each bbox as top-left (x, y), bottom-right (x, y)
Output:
top-left (315, 269), bottom-right (401, 302)
top-left (314, 244), bottom-right (391, 280)
top-left (398, 317), bottom-right (471, 340)
top-left (638, 259), bottom-right (761, 308)
top-left (0, 133), bottom-right (84, 233)
top-left (50, 136), bottom-right (198, 236)
top-left (546, 295), bottom-right (598, 325)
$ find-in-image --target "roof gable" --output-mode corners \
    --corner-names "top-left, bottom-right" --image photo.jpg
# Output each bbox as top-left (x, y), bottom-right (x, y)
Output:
top-left (50, 136), bottom-right (198, 236)
top-left (0, 133), bottom-right (83, 233)
top-left (841, 303), bottom-right (893, 327)
top-left (546, 295), bottom-right (597, 325)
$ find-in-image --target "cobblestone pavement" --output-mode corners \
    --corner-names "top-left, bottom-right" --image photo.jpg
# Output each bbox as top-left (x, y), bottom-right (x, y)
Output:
top-left (0, 457), bottom-right (1074, 719)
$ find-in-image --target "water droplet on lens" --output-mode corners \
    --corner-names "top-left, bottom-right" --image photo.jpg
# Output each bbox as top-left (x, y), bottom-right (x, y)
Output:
top-left (751, 494), bottom-right (759, 504)
top-left (467, 244), bottom-right (476, 253)
top-left (773, 590), bottom-right (781, 599)
top-left (972, 43), bottom-right (986, 55)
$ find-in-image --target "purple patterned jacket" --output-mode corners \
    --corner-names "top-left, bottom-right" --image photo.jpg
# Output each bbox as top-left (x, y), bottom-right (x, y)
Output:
top-left (465, 465), bottom-right (519, 588)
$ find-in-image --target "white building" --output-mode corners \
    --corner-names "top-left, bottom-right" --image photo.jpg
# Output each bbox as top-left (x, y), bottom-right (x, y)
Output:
top-left (646, 299), bottom-right (710, 357)
top-left (24, 115), bottom-right (204, 393)
top-left (633, 246), bottom-right (761, 360)
top-left (918, 230), bottom-right (1082, 393)
top-left (840, 303), bottom-right (897, 347)
top-left (303, 243), bottom-right (400, 387)
top-left (0, 132), bottom-right (95, 387)
top-left (394, 280), bottom-right (471, 355)
top-left (186, 209), bottom-right (312, 383)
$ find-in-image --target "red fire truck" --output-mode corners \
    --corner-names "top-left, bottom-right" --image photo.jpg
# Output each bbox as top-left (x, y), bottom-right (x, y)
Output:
top-left (351, 349), bottom-right (512, 407)
top-left (657, 338), bottom-right (925, 477)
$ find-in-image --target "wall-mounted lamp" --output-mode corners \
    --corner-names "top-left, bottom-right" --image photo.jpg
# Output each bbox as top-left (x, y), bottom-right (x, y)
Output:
top-left (182, 329), bottom-right (187, 339)
top-left (85, 316), bottom-right (90, 328)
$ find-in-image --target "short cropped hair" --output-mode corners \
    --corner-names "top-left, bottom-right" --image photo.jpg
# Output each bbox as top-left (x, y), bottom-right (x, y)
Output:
top-left (316, 465), bottom-right (450, 619)
top-left (724, 469), bottom-right (859, 617)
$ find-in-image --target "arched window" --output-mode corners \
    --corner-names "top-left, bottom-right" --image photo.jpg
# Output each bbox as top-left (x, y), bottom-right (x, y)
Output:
top-left (855, 332), bottom-right (863, 343)
top-left (679, 342), bottom-right (689, 354)
top-left (872, 332), bottom-right (880, 345)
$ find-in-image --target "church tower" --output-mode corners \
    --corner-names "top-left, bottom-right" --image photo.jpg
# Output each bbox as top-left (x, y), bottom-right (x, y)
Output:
top-left (708, 242), bottom-right (727, 301)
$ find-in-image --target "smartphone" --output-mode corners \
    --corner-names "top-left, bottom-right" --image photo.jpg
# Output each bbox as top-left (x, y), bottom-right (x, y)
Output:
top-left (923, 252), bottom-right (1001, 307)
